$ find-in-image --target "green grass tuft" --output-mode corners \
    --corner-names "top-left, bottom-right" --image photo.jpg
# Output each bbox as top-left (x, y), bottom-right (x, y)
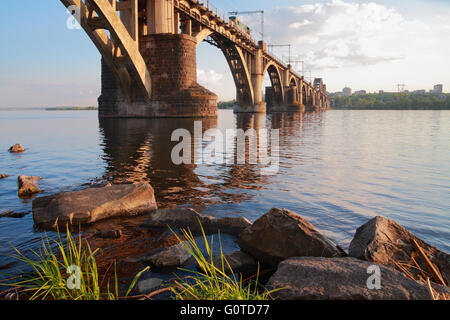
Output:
top-left (169, 220), bottom-right (280, 300)
top-left (0, 226), bottom-right (149, 300)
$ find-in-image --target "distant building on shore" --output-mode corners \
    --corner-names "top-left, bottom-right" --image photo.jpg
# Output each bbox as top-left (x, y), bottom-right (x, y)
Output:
top-left (354, 90), bottom-right (367, 96)
top-left (343, 87), bottom-right (352, 96)
top-left (433, 84), bottom-right (443, 94)
top-left (413, 90), bottom-right (426, 94)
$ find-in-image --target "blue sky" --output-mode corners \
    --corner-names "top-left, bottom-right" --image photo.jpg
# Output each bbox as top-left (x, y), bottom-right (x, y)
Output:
top-left (1, 0), bottom-right (449, 107)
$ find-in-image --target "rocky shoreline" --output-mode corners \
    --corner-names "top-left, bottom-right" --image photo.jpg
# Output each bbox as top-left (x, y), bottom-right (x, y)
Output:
top-left (1, 178), bottom-right (449, 300)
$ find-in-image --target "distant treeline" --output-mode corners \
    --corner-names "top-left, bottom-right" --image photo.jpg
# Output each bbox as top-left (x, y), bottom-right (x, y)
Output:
top-left (332, 93), bottom-right (450, 110)
top-left (46, 106), bottom-right (98, 111)
top-left (218, 100), bottom-right (236, 109)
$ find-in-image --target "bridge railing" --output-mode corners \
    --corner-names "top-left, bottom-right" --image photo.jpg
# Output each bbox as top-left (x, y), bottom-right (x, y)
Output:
top-left (200, 1), bottom-right (229, 24)
top-left (178, 0), bottom-right (256, 45)
top-left (265, 49), bottom-right (312, 85)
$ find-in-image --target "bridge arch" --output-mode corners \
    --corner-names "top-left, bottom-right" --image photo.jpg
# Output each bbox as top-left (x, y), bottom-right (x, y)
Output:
top-left (288, 76), bottom-right (299, 104)
top-left (301, 84), bottom-right (307, 106)
top-left (190, 8), bottom-right (202, 19)
top-left (307, 88), bottom-right (315, 108)
top-left (205, 34), bottom-right (254, 107)
top-left (60, 0), bottom-right (151, 102)
top-left (195, 29), bottom-right (214, 44)
top-left (289, 75), bottom-right (298, 87)
top-left (264, 62), bottom-right (284, 106)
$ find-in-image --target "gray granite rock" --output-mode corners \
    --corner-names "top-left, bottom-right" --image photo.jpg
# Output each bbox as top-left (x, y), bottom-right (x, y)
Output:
top-left (266, 257), bottom-right (447, 300)
top-left (238, 208), bottom-right (343, 267)
top-left (33, 183), bottom-right (157, 229)
top-left (141, 243), bottom-right (192, 268)
top-left (349, 216), bottom-right (450, 285)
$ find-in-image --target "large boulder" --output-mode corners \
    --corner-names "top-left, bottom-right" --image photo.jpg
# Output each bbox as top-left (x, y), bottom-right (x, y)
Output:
top-left (8, 144), bottom-right (25, 153)
top-left (266, 257), bottom-right (449, 300)
top-left (32, 183), bottom-right (157, 230)
top-left (238, 208), bottom-right (343, 266)
top-left (18, 175), bottom-right (42, 197)
top-left (143, 208), bottom-right (251, 236)
top-left (141, 243), bottom-right (191, 268)
top-left (349, 216), bottom-right (450, 285)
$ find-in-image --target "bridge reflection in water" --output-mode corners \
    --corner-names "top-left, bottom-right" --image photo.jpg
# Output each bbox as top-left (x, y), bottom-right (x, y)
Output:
top-left (98, 110), bottom-right (313, 211)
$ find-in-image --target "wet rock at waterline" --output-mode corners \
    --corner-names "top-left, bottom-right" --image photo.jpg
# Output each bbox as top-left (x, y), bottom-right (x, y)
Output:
top-left (32, 183), bottom-right (157, 230)
top-left (266, 257), bottom-right (447, 300)
top-left (18, 175), bottom-right (42, 197)
top-left (8, 144), bottom-right (25, 153)
top-left (349, 216), bottom-right (450, 285)
top-left (0, 210), bottom-right (29, 219)
top-left (238, 208), bottom-right (343, 267)
top-left (141, 242), bottom-right (191, 268)
top-left (94, 229), bottom-right (122, 239)
top-left (137, 278), bottom-right (164, 294)
top-left (143, 208), bottom-right (251, 236)
top-left (0, 174), bottom-right (8, 179)
top-left (209, 251), bottom-right (258, 275)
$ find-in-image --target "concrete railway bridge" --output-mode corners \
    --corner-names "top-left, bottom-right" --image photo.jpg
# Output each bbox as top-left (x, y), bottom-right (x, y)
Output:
top-left (61, 0), bottom-right (330, 117)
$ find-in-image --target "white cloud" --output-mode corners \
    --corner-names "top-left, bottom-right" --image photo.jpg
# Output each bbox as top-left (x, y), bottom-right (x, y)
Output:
top-left (259, 0), bottom-right (435, 72)
top-left (289, 20), bottom-right (312, 29)
top-left (200, 1), bottom-right (450, 96)
top-left (197, 69), bottom-right (224, 86)
top-left (196, 68), bottom-right (236, 101)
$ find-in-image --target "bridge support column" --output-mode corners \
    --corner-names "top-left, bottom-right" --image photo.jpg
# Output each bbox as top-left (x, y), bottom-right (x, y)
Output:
top-left (99, 34), bottom-right (217, 118)
top-left (98, 0), bottom-right (217, 118)
top-left (140, 33), bottom-right (217, 117)
top-left (146, 0), bottom-right (174, 34)
top-left (234, 42), bottom-right (266, 113)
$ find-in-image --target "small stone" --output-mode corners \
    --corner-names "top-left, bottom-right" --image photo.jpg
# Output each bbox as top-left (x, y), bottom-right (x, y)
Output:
top-left (0, 210), bottom-right (28, 219)
top-left (143, 208), bottom-right (251, 236)
top-left (18, 175), bottom-right (42, 197)
top-left (8, 144), bottom-right (25, 153)
top-left (94, 230), bottom-right (122, 239)
top-left (209, 251), bottom-right (257, 275)
top-left (141, 242), bottom-right (192, 268)
top-left (137, 278), bottom-right (163, 294)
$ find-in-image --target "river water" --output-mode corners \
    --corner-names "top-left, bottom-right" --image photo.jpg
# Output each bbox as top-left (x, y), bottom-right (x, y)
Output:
top-left (0, 109), bottom-right (449, 273)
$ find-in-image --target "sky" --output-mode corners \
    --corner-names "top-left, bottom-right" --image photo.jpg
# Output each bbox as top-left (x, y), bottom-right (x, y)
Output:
top-left (0, 0), bottom-right (449, 107)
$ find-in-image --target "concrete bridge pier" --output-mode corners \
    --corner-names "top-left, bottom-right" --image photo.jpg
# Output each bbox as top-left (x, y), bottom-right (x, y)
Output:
top-left (234, 44), bottom-right (266, 114)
